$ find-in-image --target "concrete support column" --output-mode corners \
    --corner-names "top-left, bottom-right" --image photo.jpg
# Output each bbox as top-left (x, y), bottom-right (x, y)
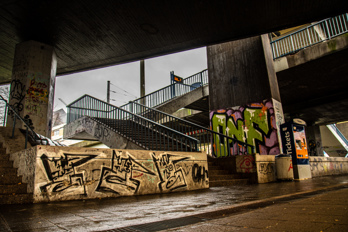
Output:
top-left (207, 34), bottom-right (285, 155)
top-left (8, 41), bottom-right (57, 138)
top-left (306, 125), bottom-right (324, 156)
top-left (207, 34), bottom-right (280, 109)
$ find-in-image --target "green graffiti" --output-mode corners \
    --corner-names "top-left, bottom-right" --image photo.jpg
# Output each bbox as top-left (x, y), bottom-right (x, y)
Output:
top-left (244, 108), bottom-right (269, 153)
top-left (211, 107), bottom-right (269, 156)
top-left (211, 113), bottom-right (227, 157)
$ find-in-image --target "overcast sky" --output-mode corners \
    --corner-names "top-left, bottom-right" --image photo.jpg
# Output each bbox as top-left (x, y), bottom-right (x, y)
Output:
top-left (53, 47), bottom-right (207, 111)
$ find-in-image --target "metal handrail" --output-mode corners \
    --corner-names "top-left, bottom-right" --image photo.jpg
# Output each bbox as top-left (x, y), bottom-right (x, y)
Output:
top-left (327, 124), bottom-right (348, 152)
top-left (124, 101), bottom-right (255, 156)
top-left (271, 13), bottom-right (348, 59)
top-left (67, 94), bottom-right (199, 152)
top-left (0, 95), bottom-right (42, 148)
top-left (120, 69), bottom-right (208, 109)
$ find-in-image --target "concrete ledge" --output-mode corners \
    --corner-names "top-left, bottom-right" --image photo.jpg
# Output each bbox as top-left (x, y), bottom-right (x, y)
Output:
top-left (310, 156), bottom-right (348, 177)
top-left (10, 146), bottom-right (208, 203)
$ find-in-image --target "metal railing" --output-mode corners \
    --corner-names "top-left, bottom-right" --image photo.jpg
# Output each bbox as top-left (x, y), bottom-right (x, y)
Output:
top-left (0, 95), bottom-right (42, 149)
top-left (271, 13), bottom-right (348, 59)
top-left (122, 101), bottom-right (255, 156)
top-left (121, 69), bottom-right (208, 109)
top-left (327, 124), bottom-right (348, 154)
top-left (67, 94), bottom-right (199, 152)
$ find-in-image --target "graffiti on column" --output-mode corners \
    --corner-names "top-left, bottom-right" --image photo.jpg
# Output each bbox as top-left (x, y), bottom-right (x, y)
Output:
top-left (210, 99), bottom-right (280, 156)
top-left (26, 72), bottom-right (49, 117)
top-left (9, 79), bottom-right (26, 113)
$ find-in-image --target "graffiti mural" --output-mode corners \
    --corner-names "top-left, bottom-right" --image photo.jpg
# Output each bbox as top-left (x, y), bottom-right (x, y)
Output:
top-left (40, 153), bottom-right (98, 195)
top-left (152, 153), bottom-right (190, 192)
top-left (210, 99), bottom-right (281, 157)
top-left (33, 147), bottom-right (208, 202)
top-left (96, 150), bottom-right (156, 195)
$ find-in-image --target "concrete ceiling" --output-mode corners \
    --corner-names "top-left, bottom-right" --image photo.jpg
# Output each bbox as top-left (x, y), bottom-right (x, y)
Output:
top-left (277, 47), bottom-right (348, 126)
top-left (1, 0), bottom-right (347, 84)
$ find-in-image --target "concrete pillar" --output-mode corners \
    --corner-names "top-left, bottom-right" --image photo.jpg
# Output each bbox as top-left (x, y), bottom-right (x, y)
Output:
top-left (8, 41), bottom-right (57, 138)
top-left (207, 34), bottom-right (280, 109)
top-left (306, 125), bottom-right (324, 156)
top-left (207, 34), bottom-right (285, 155)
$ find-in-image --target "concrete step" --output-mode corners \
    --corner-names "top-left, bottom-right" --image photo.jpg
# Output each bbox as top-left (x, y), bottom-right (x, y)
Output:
top-left (208, 169), bottom-right (231, 175)
top-left (0, 167), bottom-right (17, 176)
top-left (0, 184), bottom-right (27, 194)
top-left (0, 174), bottom-right (22, 185)
top-left (0, 160), bottom-right (13, 168)
top-left (0, 193), bottom-right (33, 204)
top-left (209, 179), bottom-right (249, 187)
top-left (208, 165), bottom-right (225, 170)
top-left (209, 174), bottom-right (239, 181)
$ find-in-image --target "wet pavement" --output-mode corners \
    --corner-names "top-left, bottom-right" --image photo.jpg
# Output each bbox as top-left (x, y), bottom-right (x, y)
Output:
top-left (0, 175), bottom-right (347, 232)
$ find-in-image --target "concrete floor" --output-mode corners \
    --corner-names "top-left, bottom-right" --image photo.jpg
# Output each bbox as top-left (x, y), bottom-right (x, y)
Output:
top-left (0, 175), bottom-right (347, 232)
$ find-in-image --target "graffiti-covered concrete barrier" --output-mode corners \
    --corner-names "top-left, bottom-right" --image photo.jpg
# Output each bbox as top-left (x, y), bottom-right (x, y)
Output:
top-left (10, 146), bottom-right (208, 203)
top-left (310, 157), bottom-right (348, 177)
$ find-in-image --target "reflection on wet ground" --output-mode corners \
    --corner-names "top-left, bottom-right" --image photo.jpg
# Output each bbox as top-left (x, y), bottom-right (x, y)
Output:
top-left (0, 176), bottom-right (347, 231)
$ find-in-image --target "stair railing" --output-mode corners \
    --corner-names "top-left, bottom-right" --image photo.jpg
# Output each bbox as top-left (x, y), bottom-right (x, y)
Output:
top-left (0, 95), bottom-right (43, 149)
top-left (120, 69), bottom-right (208, 109)
top-left (67, 94), bottom-right (199, 152)
top-left (327, 124), bottom-right (348, 155)
top-left (124, 101), bottom-right (255, 156)
top-left (271, 13), bottom-right (348, 59)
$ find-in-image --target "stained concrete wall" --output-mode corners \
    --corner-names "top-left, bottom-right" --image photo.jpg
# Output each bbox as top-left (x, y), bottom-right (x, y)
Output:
top-left (212, 154), bottom-right (347, 184)
top-left (8, 41), bottom-right (56, 138)
top-left (310, 156), bottom-right (348, 177)
top-left (207, 35), bottom-right (281, 110)
top-left (10, 146), bottom-right (208, 203)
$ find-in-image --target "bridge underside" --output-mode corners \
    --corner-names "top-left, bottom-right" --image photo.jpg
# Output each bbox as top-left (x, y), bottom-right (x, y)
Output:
top-left (278, 48), bottom-right (348, 125)
top-left (0, 0), bottom-right (347, 84)
top-left (180, 46), bottom-right (348, 127)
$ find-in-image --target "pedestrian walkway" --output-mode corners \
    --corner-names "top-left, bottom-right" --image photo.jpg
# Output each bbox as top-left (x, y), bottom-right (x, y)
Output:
top-left (0, 175), bottom-right (347, 232)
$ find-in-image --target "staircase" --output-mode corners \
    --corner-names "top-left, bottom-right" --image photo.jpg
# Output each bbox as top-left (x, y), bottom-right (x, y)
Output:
top-left (0, 143), bottom-right (32, 204)
top-left (93, 117), bottom-right (197, 151)
top-left (208, 157), bottom-right (256, 187)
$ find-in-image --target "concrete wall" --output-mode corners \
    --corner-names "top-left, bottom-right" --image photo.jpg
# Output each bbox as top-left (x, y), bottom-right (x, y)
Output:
top-left (235, 154), bottom-right (276, 184)
top-left (214, 154), bottom-right (347, 184)
top-left (10, 146), bottom-right (208, 203)
top-left (310, 156), bottom-right (348, 177)
top-left (210, 99), bottom-right (283, 156)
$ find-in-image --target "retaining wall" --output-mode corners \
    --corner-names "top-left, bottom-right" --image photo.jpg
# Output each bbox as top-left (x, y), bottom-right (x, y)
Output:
top-left (310, 156), bottom-right (348, 177)
top-left (10, 146), bottom-right (208, 203)
top-left (213, 154), bottom-right (348, 184)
